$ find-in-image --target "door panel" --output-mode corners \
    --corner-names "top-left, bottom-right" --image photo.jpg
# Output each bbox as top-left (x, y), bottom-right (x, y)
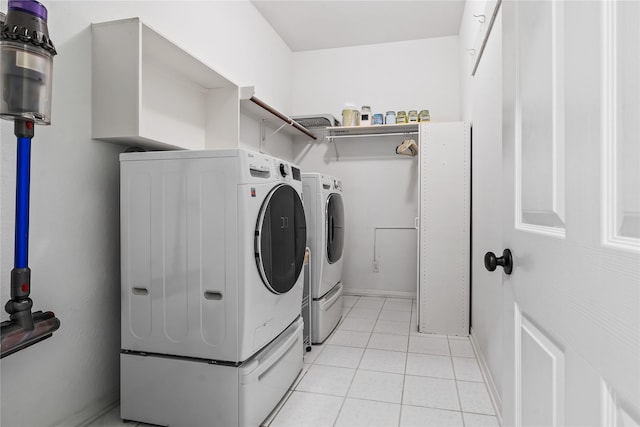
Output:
top-left (603, 0), bottom-right (640, 246)
top-left (516, 0), bottom-right (565, 233)
top-left (502, 1), bottom-right (640, 426)
top-left (517, 308), bottom-right (565, 427)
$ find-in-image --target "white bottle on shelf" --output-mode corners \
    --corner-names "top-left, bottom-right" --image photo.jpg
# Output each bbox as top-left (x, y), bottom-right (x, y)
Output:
top-left (360, 106), bottom-right (372, 126)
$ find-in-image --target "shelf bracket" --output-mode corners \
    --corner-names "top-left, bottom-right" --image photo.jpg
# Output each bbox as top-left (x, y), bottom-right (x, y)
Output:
top-left (259, 120), bottom-right (289, 153)
top-left (333, 139), bottom-right (340, 161)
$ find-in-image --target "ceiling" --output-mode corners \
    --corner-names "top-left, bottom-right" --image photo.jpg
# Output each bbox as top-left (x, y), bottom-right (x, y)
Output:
top-left (251, 0), bottom-right (466, 52)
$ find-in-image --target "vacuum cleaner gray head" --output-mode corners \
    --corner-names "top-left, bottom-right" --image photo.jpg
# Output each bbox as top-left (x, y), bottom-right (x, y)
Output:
top-left (2, 310), bottom-right (60, 358)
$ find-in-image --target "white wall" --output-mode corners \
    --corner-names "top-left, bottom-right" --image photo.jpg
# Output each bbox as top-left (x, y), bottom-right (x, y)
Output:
top-left (240, 112), bottom-right (295, 161)
top-left (458, 1), bottom-right (487, 122)
top-left (459, 0), bottom-right (504, 409)
top-left (291, 37), bottom-right (460, 296)
top-left (291, 37), bottom-right (461, 123)
top-left (0, 2), bottom-right (292, 426)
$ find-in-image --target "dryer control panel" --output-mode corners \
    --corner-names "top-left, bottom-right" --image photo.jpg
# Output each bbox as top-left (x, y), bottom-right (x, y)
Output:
top-left (243, 150), bottom-right (302, 184)
top-left (318, 174), bottom-right (343, 193)
top-left (291, 166), bottom-right (301, 181)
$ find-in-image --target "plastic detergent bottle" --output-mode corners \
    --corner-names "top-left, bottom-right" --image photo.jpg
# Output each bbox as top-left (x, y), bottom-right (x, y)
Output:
top-left (360, 106), bottom-right (372, 126)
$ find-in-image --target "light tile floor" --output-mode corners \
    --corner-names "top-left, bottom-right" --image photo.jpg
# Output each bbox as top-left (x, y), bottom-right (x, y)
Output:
top-left (268, 296), bottom-right (499, 427)
top-left (89, 295), bottom-right (500, 427)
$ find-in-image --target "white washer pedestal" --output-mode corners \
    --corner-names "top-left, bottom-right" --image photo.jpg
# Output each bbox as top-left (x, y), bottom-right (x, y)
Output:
top-left (311, 283), bottom-right (343, 344)
top-left (121, 317), bottom-right (303, 427)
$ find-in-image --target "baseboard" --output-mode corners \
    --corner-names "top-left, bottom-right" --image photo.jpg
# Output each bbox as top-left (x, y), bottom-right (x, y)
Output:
top-left (53, 392), bottom-right (119, 427)
top-left (343, 288), bottom-right (416, 299)
top-left (469, 328), bottom-right (502, 425)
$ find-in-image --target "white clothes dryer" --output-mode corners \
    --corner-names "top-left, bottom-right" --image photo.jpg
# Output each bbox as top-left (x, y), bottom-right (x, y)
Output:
top-left (119, 149), bottom-right (307, 426)
top-left (120, 149), bottom-right (306, 362)
top-left (302, 173), bottom-right (345, 343)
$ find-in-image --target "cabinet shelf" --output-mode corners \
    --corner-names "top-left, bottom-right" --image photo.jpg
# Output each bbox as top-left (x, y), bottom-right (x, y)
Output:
top-left (92, 18), bottom-right (315, 151)
top-left (326, 123), bottom-right (419, 140)
top-left (92, 18), bottom-right (239, 150)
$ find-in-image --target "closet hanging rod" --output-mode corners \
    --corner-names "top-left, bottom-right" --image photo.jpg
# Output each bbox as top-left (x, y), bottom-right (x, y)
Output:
top-left (326, 131), bottom-right (418, 140)
top-left (249, 96), bottom-right (317, 140)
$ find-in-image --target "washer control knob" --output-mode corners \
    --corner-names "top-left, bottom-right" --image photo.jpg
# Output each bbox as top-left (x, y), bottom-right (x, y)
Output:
top-left (279, 163), bottom-right (288, 177)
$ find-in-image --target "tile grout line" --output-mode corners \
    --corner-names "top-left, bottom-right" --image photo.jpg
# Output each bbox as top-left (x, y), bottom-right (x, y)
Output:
top-left (331, 295), bottom-right (360, 427)
top-left (266, 337), bottom-right (326, 427)
top-left (300, 295), bottom-right (361, 427)
top-left (397, 299), bottom-right (414, 427)
top-left (334, 297), bottom-right (403, 426)
top-left (405, 300), bottom-right (469, 424)
top-left (333, 297), bottom-right (378, 426)
top-left (263, 388), bottom-right (296, 427)
top-left (275, 388), bottom-right (499, 419)
top-left (172, 297), bottom-right (489, 426)
top-left (449, 335), bottom-right (467, 427)
top-left (341, 295), bottom-right (386, 335)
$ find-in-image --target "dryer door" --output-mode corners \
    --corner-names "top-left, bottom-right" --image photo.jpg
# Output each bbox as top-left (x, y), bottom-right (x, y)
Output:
top-left (255, 184), bottom-right (307, 294)
top-left (326, 193), bottom-right (344, 264)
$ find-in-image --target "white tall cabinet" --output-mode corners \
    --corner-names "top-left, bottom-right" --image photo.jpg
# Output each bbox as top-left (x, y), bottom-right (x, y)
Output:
top-left (326, 121), bottom-right (471, 336)
top-left (418, 122), bottom-right (471, 336)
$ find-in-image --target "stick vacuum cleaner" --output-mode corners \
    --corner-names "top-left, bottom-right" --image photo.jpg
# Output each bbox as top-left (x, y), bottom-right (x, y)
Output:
top-left (0, 0), bottom-right (60, 358)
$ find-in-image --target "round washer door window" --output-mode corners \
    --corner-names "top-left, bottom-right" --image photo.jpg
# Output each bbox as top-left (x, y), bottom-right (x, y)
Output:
top-left (326, 193), bottom-right (345, 264)
top-left (255, 184), bottom-right (307, 294)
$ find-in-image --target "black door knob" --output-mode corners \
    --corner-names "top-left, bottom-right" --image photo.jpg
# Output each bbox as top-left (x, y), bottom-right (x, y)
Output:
top-left (484, 249), bottom-right (513, 275)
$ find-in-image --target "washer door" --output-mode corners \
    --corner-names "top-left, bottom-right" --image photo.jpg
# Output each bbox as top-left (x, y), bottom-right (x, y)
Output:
top-left (255, 184), bottom-right (307, 294)
top-left (326, 193), bottom-right (344, 264)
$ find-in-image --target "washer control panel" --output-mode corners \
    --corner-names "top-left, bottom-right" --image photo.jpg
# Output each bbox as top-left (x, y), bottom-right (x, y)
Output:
top-left (276, 161), bottom-right (301, 181)
top-left (279, 163), bottom-right (289, 177)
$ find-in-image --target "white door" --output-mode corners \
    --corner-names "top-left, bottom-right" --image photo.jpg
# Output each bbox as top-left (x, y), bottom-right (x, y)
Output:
top-left (499, 1), bottom-right (640, 426)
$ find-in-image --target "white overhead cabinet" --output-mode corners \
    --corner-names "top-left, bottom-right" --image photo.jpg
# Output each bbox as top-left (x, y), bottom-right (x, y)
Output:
top-left (91, 18), bottom-right (314, 151)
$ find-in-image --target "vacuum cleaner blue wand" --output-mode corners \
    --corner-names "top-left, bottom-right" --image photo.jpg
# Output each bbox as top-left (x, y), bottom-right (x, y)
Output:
top-left (0, 0), bottom-right (60, 358)
top-left (1, 121), bottom-right (60, 358)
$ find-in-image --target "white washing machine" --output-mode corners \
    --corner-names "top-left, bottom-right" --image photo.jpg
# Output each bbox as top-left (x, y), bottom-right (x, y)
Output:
top-left (302, 173), bottom-right (345, 343)
top-left (119, 149), bottom-right (306, 426)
